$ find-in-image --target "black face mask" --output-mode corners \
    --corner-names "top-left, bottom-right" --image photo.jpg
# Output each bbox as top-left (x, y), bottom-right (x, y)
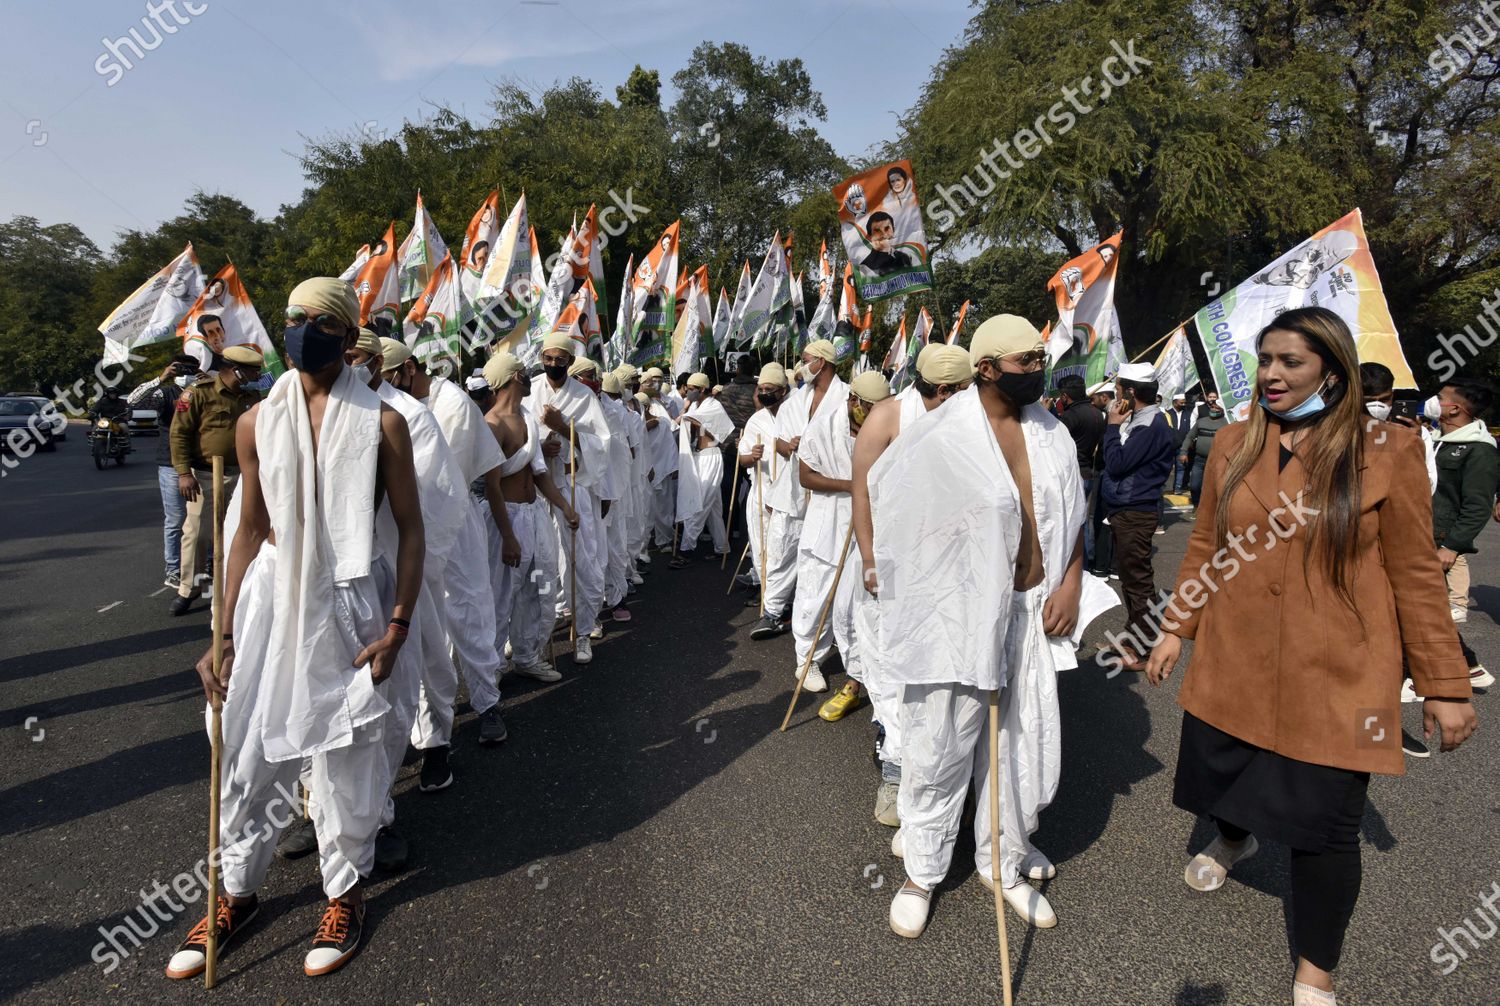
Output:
top-left (543, 363), bottom-right (569, 383)
top-left (285, 323), bottom-right (345, 374)
top-left (757, 390), bottom-right (784, 407)
top-left (994, 369), bottom-right (1045, 408)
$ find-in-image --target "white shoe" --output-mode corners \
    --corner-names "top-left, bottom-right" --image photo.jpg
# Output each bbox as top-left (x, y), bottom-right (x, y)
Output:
top-left (503, 640), bottom-right (513, 660)
top-left (629, 571), bottom-right (644, 585)
top-left (1021, 849), bottom-right (1056, 881)
top-left (976, 872), bottom-right (1058, 928)
top-left (1400, 678), bottom-right (1419, 704)
top-left (798, 666), bottom-right (828, 693)
top-left (1451, 605), bottom-right (1467, 624)
top-left (1472, 665), bottom-right (1495, 688)
top-left (1184, 833), bottom-right (1259, 892)
top-left (890, 828), bottom-right (904, 859)
top-left (638, 552), bottom-right (651, 564)
top-left (574, 638), bottom-right (593, 664)
top-left (589, 625), bottom-right (604, 640)
top-left (889, 884), bottom-right (931, 938)
top-left (512, 658), bottom-right (561, 683)
top-left (1293, 980), bottom-right (1338, 1005)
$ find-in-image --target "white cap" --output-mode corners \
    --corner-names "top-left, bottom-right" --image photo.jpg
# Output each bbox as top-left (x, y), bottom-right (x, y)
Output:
top-left (1117, 362), bottom-right (1156, 383)
top-left (1087, 381), bottom-right (1115, 396)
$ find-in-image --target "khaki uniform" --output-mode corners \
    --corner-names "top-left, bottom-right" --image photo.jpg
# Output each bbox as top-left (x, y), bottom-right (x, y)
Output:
top-left (170, 376), bottom-right (258, 597)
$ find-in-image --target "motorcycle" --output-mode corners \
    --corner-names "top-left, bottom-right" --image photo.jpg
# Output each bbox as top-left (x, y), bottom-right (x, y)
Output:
top-left (88, 415), bottom-right (132, 469)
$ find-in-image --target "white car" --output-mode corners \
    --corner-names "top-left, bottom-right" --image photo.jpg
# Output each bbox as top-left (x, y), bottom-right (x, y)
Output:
top-left (19, 396), bottom-right (66, 441)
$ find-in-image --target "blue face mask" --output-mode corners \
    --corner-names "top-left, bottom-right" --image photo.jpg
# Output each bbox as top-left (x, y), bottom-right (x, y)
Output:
top-left (1260, 378), bottom-right (1331, 420)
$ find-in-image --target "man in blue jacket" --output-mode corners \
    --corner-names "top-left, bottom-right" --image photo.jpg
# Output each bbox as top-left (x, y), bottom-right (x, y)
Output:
top-left (1101, 362), bottom-right (1176, 671)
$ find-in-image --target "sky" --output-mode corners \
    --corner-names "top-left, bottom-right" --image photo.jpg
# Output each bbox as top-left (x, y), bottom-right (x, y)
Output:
top-left (0, 0), bottom-right (976, 252)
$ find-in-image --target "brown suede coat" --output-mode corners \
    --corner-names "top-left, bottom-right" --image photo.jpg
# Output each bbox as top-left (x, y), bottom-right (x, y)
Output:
top-left (1168, 417), bottom-right (1471, 776)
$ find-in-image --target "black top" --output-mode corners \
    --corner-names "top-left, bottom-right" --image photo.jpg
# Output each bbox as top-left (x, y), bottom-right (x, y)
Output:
top-left (1058, 399), bottom-right (1106, 479)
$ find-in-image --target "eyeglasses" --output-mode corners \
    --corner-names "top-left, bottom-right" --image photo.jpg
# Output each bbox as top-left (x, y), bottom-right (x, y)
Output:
top-left (1002, 350), bottom-right (1047, 368)
top-left (284, 307), bottom-right (346, 334)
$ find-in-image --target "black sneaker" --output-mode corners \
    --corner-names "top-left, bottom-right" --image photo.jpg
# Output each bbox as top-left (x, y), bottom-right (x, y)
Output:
top-left (750, 614), bottom-right (788, 640)
top-left (419, 745), bottom-right (453, 792)
top-left (303, 898), bottom-right (364, 976)
top-left (478, 706), bottom-right (509, 745)
top-left (669, 549), bottom-right (695, 568)
top-left (164, 894), bottom-right (259, 979)
top-left (374, 826), bottom-right (409, 872)
top-left (275, 816), bottom-right (318, 860)
top-left (1401, 731), bottom-right (1430, 758)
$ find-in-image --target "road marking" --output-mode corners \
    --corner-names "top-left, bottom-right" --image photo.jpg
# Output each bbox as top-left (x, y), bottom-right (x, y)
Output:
top-left (97, 601), bottom-right (123, 613)
top-left (149, 586), bottom-right (169, 597)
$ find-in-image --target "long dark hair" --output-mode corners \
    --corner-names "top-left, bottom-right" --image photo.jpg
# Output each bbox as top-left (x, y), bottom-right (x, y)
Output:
top-left (1215, 307), bottom-right (1364, 608)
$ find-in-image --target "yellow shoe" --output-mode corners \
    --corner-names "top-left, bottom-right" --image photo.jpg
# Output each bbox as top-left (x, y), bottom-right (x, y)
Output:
top-left (819, 682), bottom-right (863, 722)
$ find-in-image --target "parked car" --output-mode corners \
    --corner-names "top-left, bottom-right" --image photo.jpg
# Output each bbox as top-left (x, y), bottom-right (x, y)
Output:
top-left (0, 398), bottom-right (57, 453)
top-left (128, 407), bottom-right (159, 435)
top-left (19, 396), bottom-right (66, 440)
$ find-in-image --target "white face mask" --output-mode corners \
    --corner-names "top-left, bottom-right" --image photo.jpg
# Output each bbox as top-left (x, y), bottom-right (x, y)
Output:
top-left (1423, 395), bottom-right (1443, 422)
top-left (175, 374), bottom-right (193, 388)
top-left (1364, 401), bottom-right (1391, 422)
top-left (350, 362), bottom-right (372, 386)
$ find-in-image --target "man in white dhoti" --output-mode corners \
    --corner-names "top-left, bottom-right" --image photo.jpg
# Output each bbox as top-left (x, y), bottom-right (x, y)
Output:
top-left (876, 315), bottom-right (1083, 939)
top-left (788, 370), bottom-right (890, 694)
top-left (572, 359), bottom-right (633, 624)
top-left (600, 370), bottom-right (645, 602)
top-left (670, 373), bottom-right (734, 566)
top-left (639, 367), bottom-right (679, 552)
top-left (737, 363), bottom-right (790, 609)
top-left (167, 278), bottom-right (424, 980)
top-left (343, 331), bottom-right (468, 871)
top-left (750, 341), bottom-right (848, 641)
top-left (527, 331), bottom-right (613, 664)
top-left (482, 352), bottom-right (579, 684)
top-left (850, 345), bottom-right (973, 827)
top-left (381, 340), bottom-right (520, 788)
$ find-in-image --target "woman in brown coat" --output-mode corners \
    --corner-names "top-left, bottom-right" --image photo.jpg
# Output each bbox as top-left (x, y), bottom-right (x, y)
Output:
top-left (1146, 307), bottom-right (1477, 1006)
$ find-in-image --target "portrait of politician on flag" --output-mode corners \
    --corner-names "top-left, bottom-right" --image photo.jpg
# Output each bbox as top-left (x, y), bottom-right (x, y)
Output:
top-left (833, 159), bottom-right (933, 302)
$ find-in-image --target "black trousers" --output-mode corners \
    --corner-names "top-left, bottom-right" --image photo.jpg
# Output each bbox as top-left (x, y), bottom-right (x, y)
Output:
top-left (1109, 508), bottom-right (1159, 645)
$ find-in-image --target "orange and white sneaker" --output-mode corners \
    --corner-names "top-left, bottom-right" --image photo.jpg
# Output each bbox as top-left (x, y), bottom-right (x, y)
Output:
top-left (303, 898), bottom-right (365, 977)
top-left (164, 895), bottom-right (259, 979)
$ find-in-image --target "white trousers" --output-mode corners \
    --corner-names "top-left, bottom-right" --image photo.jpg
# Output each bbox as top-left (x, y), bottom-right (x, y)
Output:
top-left (214, 554), bottom-right (394, 899)
top-left (851, 581), bottom-right (902, 767)
top-left (510, 499), bottom-right (560, 665)
top-left (895, 587), bottom-right (1059, 890)
top-left (791, 539), bottom-right (857, 673)
top-left (413, 500), bottom-right (502, 748)
top-left (681, 450), bottom-right (726, 554)
top-left (652, 477), bottom-right (675, 547)
top-left (603, 494), bottom-right (630, 607)
top-left (760, 511), bottom-right (801, 614)
top-left (555, 485), bottom-right (605, 635)
top-left (488, 499), bottom-right (531, 658)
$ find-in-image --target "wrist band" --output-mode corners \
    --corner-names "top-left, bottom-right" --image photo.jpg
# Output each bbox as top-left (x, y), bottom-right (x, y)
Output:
top-left (389, 617), bottom-right (410, 629)
top-left (388, 621), bottom-right (409, 638)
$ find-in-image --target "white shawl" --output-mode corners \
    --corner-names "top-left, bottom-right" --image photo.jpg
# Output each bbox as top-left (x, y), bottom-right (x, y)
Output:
top-left (869, 385), bottom-right (1021, 692)
top-left (375, 381), bottom-right (467, 568)
top-left (643, 400), bottom-right (678, 486)
top-left (252, 366), bottom-right (387, 759)
top-left (675, 396), bottom-right (734, 517)
top-left (526, 374), bottom-right (613, 492)
top-left (768, 374), bottom-right (848, 517)
top-left (496, 410), bottom-right (540, 478)
top-left (797, 401), bottom-right (854, 564)
top-left (425, 376), bottom-right (504, 484)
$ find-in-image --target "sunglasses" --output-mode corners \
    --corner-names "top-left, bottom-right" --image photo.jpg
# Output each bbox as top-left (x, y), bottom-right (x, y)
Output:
top-left (988, 350), bottom-right (1046, 369)
top-left (284, 307), bottom-right (347, 334)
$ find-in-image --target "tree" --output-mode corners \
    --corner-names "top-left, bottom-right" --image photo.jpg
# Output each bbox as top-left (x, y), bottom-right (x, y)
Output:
top-left (0, 217), bottom-right (101, 392)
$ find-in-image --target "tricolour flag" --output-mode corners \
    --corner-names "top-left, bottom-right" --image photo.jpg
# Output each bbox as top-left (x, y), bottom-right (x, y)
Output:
top-left (550, 279), bottom-right (601, 360)
top-left (709, 286), bottom-right (730, 365)
top-left (1153, 325), bottom-right (1200, 403)
top-left (671, 267), bottom-right (713, 377)
top-left (607, 254), bottom-right (636, 369)
top-left (629, 220), bottom-right (681, 365)
top-left (740, 233), bottom-right (789, 351)
top-left (458, 189), bottom-right (502, 307)
top-left (945, 300), bottom-right (970, 345)
top-left (833, 159), bottom-right (933, 302)
top-left (397, 192), bottom-right (448, 303)
top-left (339, 245), bottom-right (370, 283)
top-left (354, 222), bottom-right (401, 329)
top-left (98, 242), bottom-right (203, 348)
top-left (1046, 231), bottom-right (1125, 388)
top-left (726, 260), bottom-right (752, 349)
top-left (1194, 208), bottom-right (1413, 421)
top-left (405, 252), bottom-right (464, 374)
top-left (177, 263), bottom-right (283, 376)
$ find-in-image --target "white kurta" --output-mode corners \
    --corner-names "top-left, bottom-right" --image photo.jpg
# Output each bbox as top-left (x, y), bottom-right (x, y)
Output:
top-left (740, 408), bottom-right (780, 586)
top-left (676, 396), bottom-right (733, 551)
top-left (790, 400), bottom-right (858, 673)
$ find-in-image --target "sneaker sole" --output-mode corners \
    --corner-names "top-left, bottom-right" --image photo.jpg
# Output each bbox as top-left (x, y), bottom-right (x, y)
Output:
top-left (304, 940), bottom-right (361, 977)
top-left (164, 903), bottom-right (260, 979)
top-left (418, 773), bottom-right (453, 793)
top-left (479, 731), bottom-right (509, 745)
top-left (1471, 671), bottom-right (1495, 688)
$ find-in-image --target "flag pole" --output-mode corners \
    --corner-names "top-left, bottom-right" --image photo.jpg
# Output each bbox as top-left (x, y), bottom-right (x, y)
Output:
top-left (989, 689), bottom-right (1014, 1006)
top-left (568, 419), bottom-right (578, 645)
top-left (1129, 324), bottom-right (1183, 364)
top-left (204, 455), bottom-right (227, 989)
top-left (757, 439), bottom-right (768, 618)
top-left (721, 454), bottom-right (740, 568)
top-left (725, 542), bottom-right (751, 594)
top-left (780, 522), bottom-right (855, 732)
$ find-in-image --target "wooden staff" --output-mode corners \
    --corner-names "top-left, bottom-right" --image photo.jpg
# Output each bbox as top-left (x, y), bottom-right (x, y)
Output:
top-left (721, 451), bottom-right (741, 569)
top-left (779, 521), bottom-right (855, 732)
top-left (989, 690), bottom-right (1013, 1006)
top-left (205, 455), bottom-right (227, 988)
top-left (568, 420), bottom-right (577, 644)
top-left (757, 438), bottom-right (768, 617)
top-left (724, 542), bottom-right (750, 595)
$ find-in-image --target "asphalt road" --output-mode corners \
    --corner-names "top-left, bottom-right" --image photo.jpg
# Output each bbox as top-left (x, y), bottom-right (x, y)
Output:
top-left (3, 429), bottom-right (1498, 1006)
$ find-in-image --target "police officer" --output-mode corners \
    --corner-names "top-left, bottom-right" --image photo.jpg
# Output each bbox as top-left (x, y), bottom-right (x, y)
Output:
top-left (169, 344), bottom-right (263, 615)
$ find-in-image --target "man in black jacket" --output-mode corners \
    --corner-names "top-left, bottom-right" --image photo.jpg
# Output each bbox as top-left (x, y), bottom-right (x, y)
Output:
top-left (1100, 362), bottom-right (1176, 671)
top-left (1056, 375), bottom-right (1105, 566)
top-left (1433, 377), bottom-right (1498, 687)
top-left (127, 355), bottom-right (202, 589)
